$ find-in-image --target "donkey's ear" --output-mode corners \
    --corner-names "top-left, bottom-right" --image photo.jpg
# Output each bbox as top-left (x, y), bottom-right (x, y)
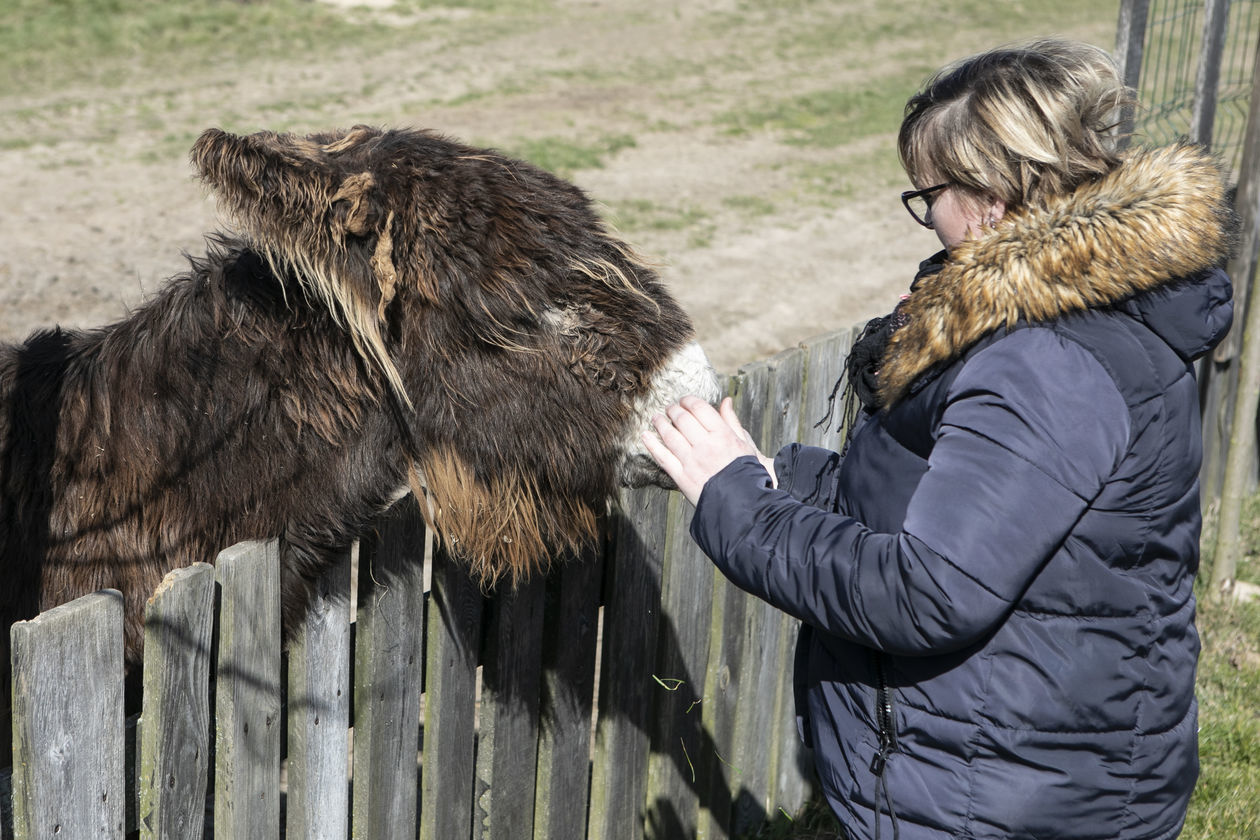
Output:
top-left (329, 171), bottom-right (381, 237)
top-left (371, 211), bottom-right (398, 319)
top-left (328, 173), bottom-right (399, 317)
top-left (325, 173), bottom-right (398, 314)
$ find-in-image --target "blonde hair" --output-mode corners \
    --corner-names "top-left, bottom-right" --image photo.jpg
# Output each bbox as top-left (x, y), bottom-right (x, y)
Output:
top-left (898, 38), bottom-right (1135, 210)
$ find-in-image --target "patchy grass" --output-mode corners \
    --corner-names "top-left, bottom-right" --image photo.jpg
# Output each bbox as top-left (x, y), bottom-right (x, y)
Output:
top-left (505, 133), bottom-right (637, 179)
top-left (0, 0), bottom-right (564, 97)
top-left (394, 0), bottom-right (546, 8)
top-left (742, 796), bottom-right (841, 840)
top-left (768, 144), bottom-right (905, 214)
top-left (1199, 492), bottom-right (1260, 596)
top-left (604, 198), bottom-right (716, 248)
top-left (718, 78), bottom-right (918, 149)
top-left (606, 199), bottom-right (709, 233)
top-left (1187, 598), bottom-right (1260, 839)
top-left (1188, 496), bottom-right (1260, 839)
top-left (0, 0), bottom-right (382, 95)
top-left (722, 194), bottom-right (778, 220)
top-left (709, 0), bottom-right (1115, 149)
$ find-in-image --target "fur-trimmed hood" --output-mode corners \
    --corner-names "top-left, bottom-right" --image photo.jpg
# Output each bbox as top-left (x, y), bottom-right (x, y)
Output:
top-left (879, 143), bottom-right (1237, 407)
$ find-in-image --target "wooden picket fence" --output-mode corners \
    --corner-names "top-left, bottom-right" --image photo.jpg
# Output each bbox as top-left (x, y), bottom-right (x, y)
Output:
top-left (0, 328), bottom-right (858, 840)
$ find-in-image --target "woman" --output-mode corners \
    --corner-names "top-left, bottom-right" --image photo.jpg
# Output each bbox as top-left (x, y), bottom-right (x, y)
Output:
top-left (644, 39), bottom-right (1235, 840)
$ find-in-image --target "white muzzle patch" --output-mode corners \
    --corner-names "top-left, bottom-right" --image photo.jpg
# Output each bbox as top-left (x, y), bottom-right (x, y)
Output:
top-left (619, 341), bottom-right (722, 488)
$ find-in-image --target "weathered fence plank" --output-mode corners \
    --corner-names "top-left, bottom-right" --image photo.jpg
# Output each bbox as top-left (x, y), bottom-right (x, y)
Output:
top-left (696, 374), bottom-right (748, 840)
top-left (763, 347), bottom-right (806, 455)
top-left (533, 546), bottom-right (603, 840)
top-left (11, 590), bottom-right (125, 840)
top-left (214, 541), bottom-right (283, 839)
top-left (475, 576), bottom-right (546, 840)
top-left (287, 548), bottom-right (353, 840)
top-left (696, 556), bottom-right (745, 840)
top-left (730, 359), bottom-right (779, 837)
top-left (138, 564), bottom-right (216, 840)
top-left (771, 328), bottom-right (861, 815)
top-left (772, 617), bottom-right (808, 819)
top-left (761, 347), bottom-right (812, 822)
top-left (589, 486), bottom-right (670, 840)
top-left (644, 492), bottom-right (717, 839)
top-left (728, 354), bottom-right (794, 836)
top-left (419, 545), bottom-right (485, 840)
top-left (352, 501), bottom-right (427, 840)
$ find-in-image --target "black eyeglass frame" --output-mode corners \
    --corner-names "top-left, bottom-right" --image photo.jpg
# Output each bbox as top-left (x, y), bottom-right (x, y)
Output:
top-left (901, 182), bottom-right (951, 228)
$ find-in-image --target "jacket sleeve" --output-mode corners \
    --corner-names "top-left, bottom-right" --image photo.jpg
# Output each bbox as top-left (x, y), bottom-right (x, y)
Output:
top-left (773, 443), bottom-right (843, 510)
top-left (690, 329), bottom-right (1132, 656)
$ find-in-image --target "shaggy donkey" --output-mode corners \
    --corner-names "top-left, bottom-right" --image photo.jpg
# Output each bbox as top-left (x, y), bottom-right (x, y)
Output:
top-left (0, 125), bottom-right (719, 664)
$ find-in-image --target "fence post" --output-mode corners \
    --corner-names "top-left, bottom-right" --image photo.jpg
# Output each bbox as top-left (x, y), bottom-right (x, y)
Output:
top-left (1115, 0), bottom-right (1152, 142)
top-left (643, 491), bottom-right (719, 838)
top-left (694, 372), bottom-right (751, 840)
top-left (287, 548), bottom-right (353, 840)
top-left (1192, 0), bottom-right (1233, 146)
top-left (727, 351), bottom-right (803, 836)
top-left (419, 544), bottom-right (484, 840)
top-left (10, 590), bottom-right (125, 840)
top-left (352, 501), bottom-right (427, 839)
top-left (532, 545), bottom-right (602, 840)
top-left (1210, 33), bottom-right (1260, 600)
top-left (475, 576), bottom-right (546, 840)
top-left (214, 541), bottom-right (282, 839)
top-left (138, 564), bottom-right (216, 840)
top-left (1198, 2), bottom-right (1257, 503)
top-left (588, 485), bottom-right (670, 840)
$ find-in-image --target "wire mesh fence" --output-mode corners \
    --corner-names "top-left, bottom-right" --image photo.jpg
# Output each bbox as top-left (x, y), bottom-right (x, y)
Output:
top-left (1133, 0), bottom-right (1259, 174)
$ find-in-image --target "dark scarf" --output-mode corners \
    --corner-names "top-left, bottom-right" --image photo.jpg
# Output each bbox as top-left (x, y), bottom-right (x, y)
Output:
top-left (823, 251), bottom-right (946, 453)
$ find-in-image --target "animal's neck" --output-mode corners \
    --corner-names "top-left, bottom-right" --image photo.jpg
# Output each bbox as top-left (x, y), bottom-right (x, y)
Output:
top-left (4, 243), bottom-right (399, 550)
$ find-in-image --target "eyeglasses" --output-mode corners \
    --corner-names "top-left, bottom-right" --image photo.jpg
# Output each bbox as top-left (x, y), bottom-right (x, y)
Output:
top-left (901, 182), bottom-right (951, 228)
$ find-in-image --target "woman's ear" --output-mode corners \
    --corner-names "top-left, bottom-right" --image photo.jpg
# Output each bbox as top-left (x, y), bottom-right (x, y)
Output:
top-left (986, 195), bottom-right (1007, 226)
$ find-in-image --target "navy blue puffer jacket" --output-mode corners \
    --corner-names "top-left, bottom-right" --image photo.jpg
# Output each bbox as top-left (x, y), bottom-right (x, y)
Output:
top-left (689, 144), bottom-right (1235, 840)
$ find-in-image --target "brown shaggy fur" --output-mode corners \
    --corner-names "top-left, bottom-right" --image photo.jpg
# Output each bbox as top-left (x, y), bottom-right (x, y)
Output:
top-left (0, 125), bottom-right (698, 664)
top-left (879, 143), bottom-right (1236, 407)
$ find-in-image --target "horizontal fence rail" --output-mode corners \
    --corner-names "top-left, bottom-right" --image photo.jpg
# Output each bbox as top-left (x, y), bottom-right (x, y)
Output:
top-left (1, 326), bottom-right (860, 840)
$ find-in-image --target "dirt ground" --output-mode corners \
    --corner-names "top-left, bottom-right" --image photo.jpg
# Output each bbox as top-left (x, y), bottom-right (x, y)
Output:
top-left (0, 0), bottom-right (1117, 374)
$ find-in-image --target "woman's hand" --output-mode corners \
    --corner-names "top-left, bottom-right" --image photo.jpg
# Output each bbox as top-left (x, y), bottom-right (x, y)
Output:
top-left (642, 395), bottom-right (776, 505)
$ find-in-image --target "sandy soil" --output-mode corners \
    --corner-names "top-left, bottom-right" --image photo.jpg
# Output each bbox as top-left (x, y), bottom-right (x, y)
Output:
top-left (0, 1), bottom-right (1116, 373)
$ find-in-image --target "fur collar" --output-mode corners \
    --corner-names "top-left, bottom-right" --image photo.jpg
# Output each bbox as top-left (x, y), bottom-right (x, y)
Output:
top-left (878, 143), bottom-right (1235, 407)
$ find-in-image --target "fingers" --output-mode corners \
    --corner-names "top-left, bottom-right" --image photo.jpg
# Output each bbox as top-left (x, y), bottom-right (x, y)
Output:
top-left (641, 425), bottom-right (682, 475)
top-left (641, 420), bottom-right (704, 504)
top-left (650, 409), bottom-right (693, 457)
top-left (665, 396), bottom-right (760, 452)
top-left (718, 397), bottom-right (751, 439)
top-left (641, 396), bottom-right (764, 507)
top-left (676, 395), bottom-right (726, 432)
top-left (665, 401), bottom-right (720, 443)
top-left (713, 396), bottom-right (765, 455)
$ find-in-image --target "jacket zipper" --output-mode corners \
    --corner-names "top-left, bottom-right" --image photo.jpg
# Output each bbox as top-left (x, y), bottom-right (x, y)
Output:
top-left (870, 652), bottom-right (900, 840)
top-left (871, 652), bottom-right (899, 773)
